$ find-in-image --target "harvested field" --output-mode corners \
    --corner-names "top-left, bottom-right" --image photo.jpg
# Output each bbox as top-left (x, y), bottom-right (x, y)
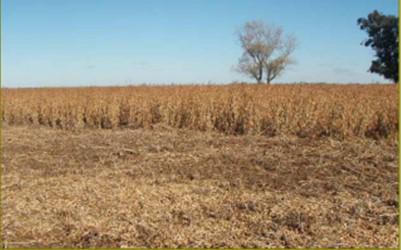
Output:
top-left (1, 124), bottom-right (399, 248)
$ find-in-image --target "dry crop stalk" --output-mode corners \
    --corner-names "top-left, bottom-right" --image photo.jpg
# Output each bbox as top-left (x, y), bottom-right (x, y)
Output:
top-left (1, 84), bottom-right (398, 139)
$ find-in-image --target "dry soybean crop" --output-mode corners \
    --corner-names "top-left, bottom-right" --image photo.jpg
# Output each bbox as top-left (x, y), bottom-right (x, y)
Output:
top-left (1, 83), bottom-right (399, 248)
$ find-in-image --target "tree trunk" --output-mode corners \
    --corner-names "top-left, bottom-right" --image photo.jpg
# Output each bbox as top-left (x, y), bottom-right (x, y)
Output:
top-left (256, 65), bottom-right (263, 84)
top-left (266, 70), bottom-right (271, 84)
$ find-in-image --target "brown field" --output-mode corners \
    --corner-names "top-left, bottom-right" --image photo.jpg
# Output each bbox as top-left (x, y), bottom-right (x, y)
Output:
top-left (1, 84), bottom-right (399, 138)
top-left (1, 84), bottom-right (399, 248)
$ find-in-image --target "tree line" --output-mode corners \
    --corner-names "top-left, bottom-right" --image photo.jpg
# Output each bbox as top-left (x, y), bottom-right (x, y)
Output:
top-left (237, 10), bottom-right (398, 83)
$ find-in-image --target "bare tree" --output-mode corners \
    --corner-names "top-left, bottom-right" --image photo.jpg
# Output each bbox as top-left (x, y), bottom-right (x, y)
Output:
top-left (236, 21), bottom-right (296, 84)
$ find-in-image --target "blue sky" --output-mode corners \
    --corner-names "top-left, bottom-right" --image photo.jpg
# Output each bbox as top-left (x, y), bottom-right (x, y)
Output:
top-left (2, 0), bottom-right (398, 87)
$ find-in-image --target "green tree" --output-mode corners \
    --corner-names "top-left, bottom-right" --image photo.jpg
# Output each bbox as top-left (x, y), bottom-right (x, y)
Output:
top-left (357, 10), bottom-right (399, 83)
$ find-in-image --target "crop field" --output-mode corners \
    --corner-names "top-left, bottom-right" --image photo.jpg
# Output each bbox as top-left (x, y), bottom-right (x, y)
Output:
top-left (1, 84), bottom-right (399, 248)
top-left (2, 84), bottom-right (399, 138)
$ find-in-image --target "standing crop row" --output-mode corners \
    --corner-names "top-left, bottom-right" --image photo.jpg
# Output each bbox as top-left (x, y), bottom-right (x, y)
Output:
top-left (1, 84), bottom-right (398, 139)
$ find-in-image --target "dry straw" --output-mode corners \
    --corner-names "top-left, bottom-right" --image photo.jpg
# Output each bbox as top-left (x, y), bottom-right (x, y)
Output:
top-left (1, 84), bottom-right (398, 139)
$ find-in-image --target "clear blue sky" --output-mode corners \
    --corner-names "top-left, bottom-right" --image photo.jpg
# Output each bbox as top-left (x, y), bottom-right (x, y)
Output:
top-left (2, 0), bottom-right (398, 87)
